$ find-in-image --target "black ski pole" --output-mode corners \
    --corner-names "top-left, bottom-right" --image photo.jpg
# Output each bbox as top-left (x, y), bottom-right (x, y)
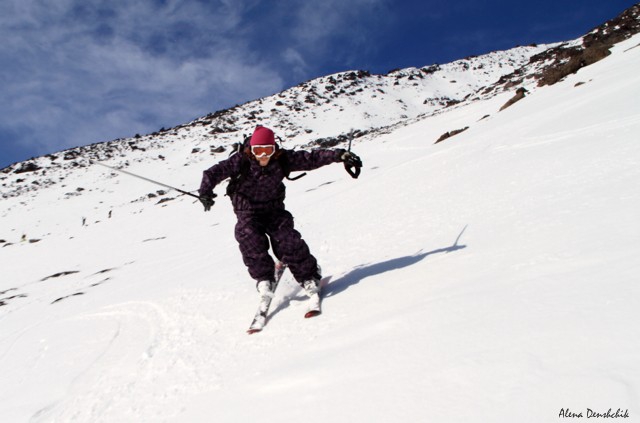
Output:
top-left (90, 160), bottom-right (202, 200)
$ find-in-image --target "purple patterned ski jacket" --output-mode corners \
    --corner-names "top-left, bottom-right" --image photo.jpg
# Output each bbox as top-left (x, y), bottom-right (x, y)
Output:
top-left (199, 148), bottom-right (343, 212)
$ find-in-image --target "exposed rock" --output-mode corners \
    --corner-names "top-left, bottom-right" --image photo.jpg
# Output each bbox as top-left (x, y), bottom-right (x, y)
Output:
top-left (500, 87), bottom-right (528, 111)
top-left (14, 162), bottom-right (41, 174)
top-left (435, 127), bottom-right (469, 144)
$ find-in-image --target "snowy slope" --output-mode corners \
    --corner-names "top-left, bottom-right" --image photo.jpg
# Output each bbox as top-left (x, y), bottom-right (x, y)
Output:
top-left (0, 42), bottom-right (551, 203)
top-left (2, 28), bottom-right (640, 423)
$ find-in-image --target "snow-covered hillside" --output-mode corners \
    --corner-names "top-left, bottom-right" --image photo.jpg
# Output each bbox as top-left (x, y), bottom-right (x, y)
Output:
top-left (1, 9), bottom-right (640, 423)
top-left (0, 42), bottom-right (553, 203)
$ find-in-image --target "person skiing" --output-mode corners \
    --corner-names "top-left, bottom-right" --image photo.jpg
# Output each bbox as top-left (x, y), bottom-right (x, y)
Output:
top-left (198, 125), bottom-right (362, 303)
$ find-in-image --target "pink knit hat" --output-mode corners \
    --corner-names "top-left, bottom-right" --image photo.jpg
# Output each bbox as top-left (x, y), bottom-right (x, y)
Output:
top-left (250, 126), bottom-right (275, 146)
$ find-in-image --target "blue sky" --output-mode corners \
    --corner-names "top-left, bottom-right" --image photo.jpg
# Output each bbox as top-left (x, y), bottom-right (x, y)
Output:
top-left (1, 0), bottom-right (637, 169)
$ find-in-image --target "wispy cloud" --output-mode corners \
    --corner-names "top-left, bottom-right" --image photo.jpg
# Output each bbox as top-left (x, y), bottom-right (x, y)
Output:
top-left (1, 0), bottom-right (397, 166)
top-left (288, 0), bottom-right (390, 71)
top-left (0, 0), bottom-right (286, 163)
top-left (282, 48), bottom-right (309, 81)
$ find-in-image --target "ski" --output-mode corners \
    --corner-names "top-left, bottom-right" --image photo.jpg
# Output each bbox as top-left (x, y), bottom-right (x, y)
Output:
top-left (304, 288), bottom-right (322, 318)
top-left (247, 261), bottom-right (287, 334)
top-left (304, 276), bottom-right (330, 318)
top-left (304, 296), bottom-right (321, 318)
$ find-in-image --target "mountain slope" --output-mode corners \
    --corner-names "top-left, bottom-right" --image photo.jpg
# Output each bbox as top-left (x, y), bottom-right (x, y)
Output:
top-left (1, 42), bottom-right (551, 202)
top-left (1, 14), bottom-right (640, 423)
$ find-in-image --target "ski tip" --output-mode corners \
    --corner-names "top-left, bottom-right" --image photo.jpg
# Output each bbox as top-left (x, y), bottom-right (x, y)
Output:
top-left (247, 328), bottom-right (263, 335)
top-left (304, 310), bottom-right (321, 319)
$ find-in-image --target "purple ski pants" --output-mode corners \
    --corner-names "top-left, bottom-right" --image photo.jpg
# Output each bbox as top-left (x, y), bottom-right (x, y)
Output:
top-left (234, 209), bottom-right (318, 284)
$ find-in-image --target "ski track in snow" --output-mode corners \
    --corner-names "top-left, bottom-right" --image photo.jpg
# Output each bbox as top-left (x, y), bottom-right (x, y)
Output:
top-left (29, 295), bottom-right (227, 422)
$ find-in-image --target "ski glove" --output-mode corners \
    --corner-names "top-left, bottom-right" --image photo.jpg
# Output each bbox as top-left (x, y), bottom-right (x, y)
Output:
top-left (199, 193), bottom-right (216, 212)
top-left (340, 151), bottom-right (363, 168)
top-left (338, 150), bottom-right (362, 179)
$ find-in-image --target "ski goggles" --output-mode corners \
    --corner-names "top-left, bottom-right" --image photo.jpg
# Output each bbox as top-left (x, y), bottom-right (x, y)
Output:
top-left (251, 145), bottom-right (275, 158)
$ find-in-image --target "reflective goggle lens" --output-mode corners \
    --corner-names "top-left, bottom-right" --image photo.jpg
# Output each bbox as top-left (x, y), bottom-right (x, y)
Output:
top-left (251, 145), bottom-right (275, 157)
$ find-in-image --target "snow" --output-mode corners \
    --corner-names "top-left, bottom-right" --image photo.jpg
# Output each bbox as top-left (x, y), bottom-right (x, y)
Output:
top-left (1, 34), bottom-right (640, 422)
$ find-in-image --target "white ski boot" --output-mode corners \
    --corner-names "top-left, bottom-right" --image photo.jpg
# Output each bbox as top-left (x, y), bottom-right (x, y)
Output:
top-left (256, 280), bottom-right (275, 298)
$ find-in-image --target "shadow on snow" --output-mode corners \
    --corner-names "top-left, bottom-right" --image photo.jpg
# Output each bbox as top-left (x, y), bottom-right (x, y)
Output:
top-left (269, 225), bottom-right (468, 320)
top-left (324, 225), bottom-right (468, 298)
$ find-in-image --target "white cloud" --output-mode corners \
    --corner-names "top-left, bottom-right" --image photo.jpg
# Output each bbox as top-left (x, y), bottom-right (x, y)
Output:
top-left (259, 0), bottom-right (390, 77)
top-left (291, 0), bottom-right (388, 47)
top-left (0, 0), bottom-right (285, 159)
top-left (282, 48), bottom-right (309, 80)
top-left (0, 0), bottom-right (397, 166)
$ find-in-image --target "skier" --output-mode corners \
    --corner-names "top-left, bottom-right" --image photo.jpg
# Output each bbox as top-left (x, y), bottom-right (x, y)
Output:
top-left (198, 125), bottom-right (362, 302)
